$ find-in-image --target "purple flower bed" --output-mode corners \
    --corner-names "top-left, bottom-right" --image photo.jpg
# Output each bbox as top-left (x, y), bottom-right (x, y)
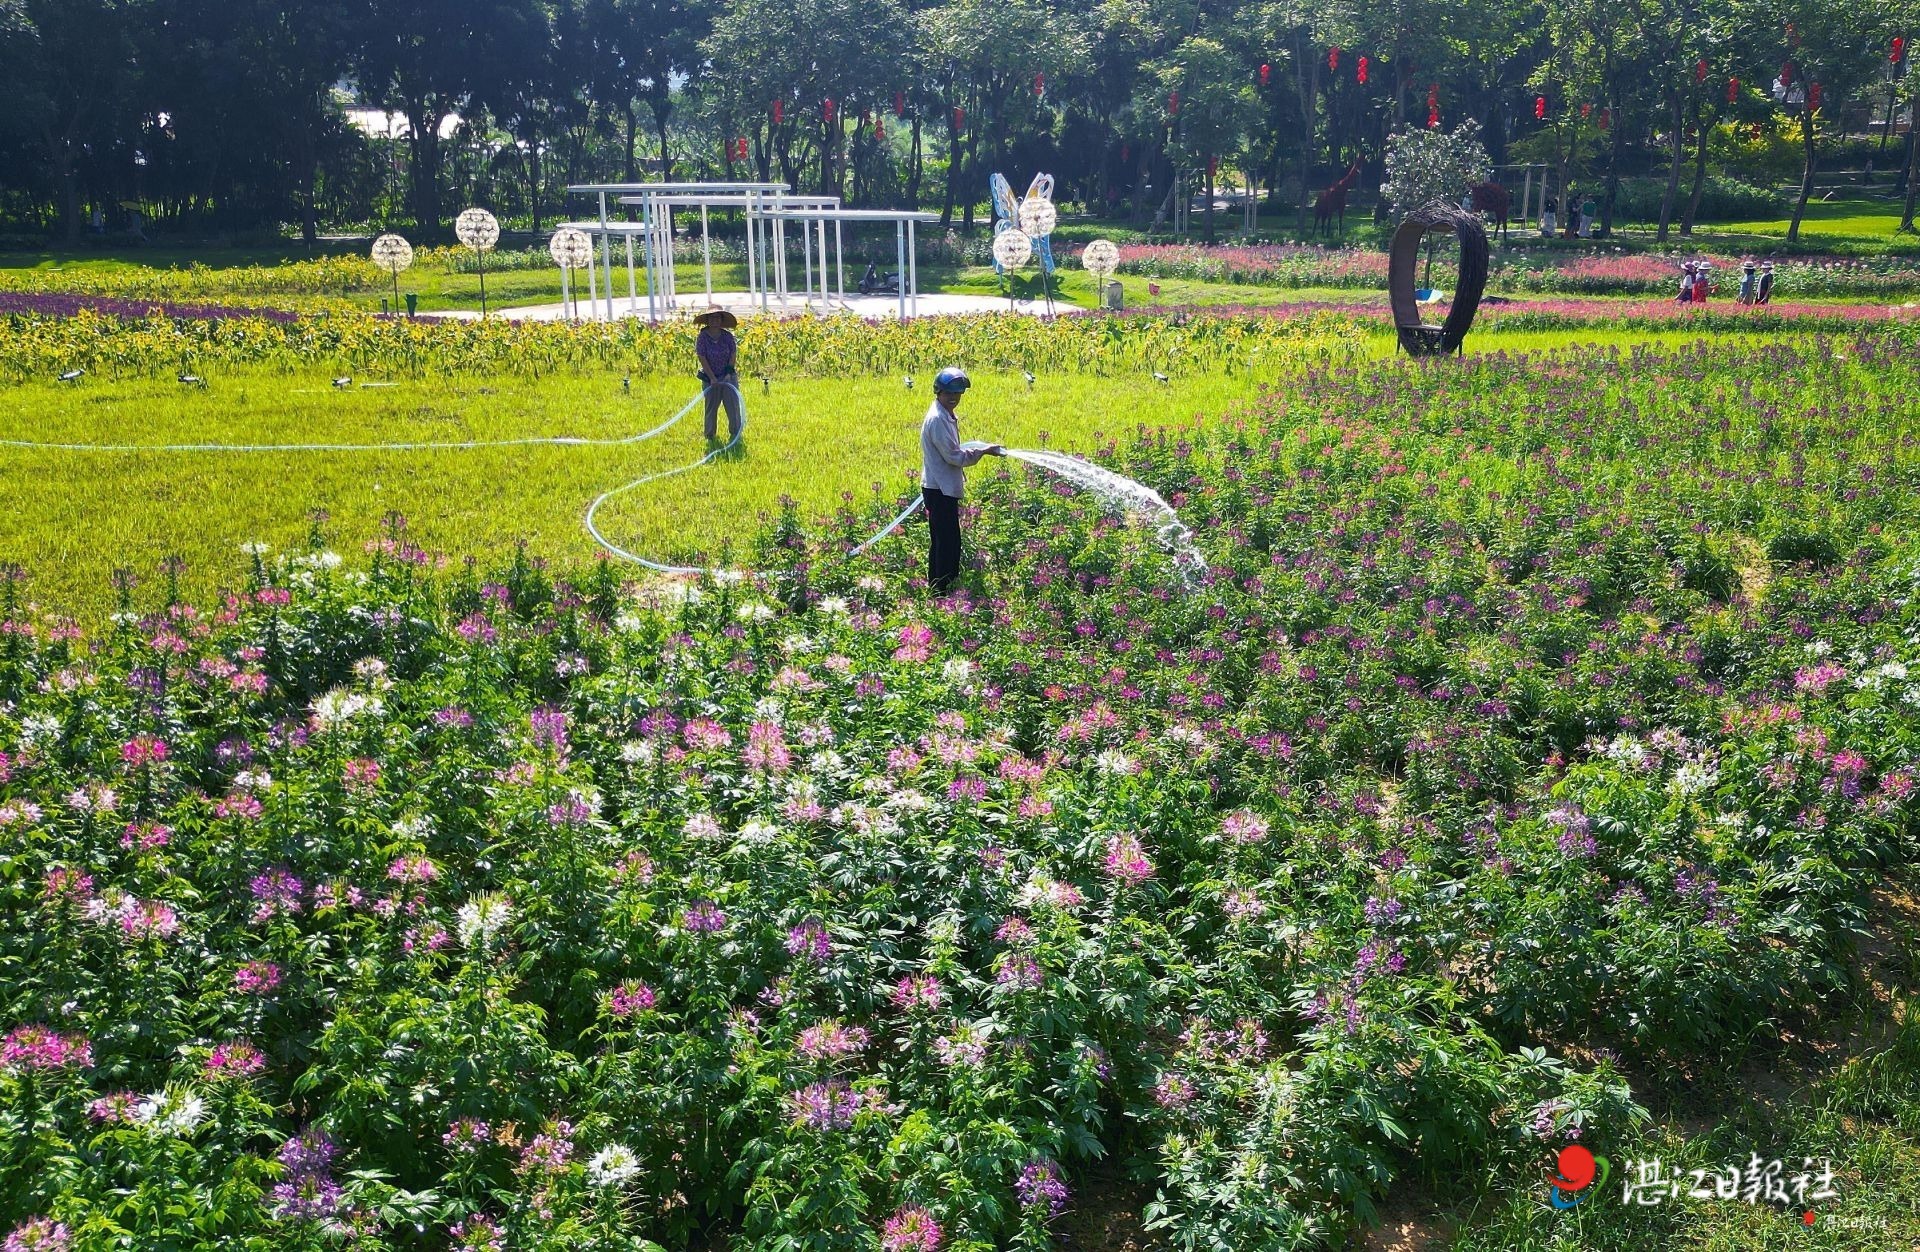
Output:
top-left (0, 291), bottom-right (302, 323)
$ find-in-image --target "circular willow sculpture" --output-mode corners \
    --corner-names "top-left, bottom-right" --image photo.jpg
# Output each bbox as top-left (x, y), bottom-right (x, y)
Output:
top-left (1387, 201), bottom-right (1489, 357)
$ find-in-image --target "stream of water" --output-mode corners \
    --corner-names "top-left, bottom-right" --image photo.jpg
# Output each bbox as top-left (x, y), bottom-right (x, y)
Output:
top-left (1001, 448), bottom-right (1207, 582)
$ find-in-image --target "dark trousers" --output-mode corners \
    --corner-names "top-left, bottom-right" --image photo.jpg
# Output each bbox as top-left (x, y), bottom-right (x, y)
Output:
top-left (924, 488), bottom-right (961, 591)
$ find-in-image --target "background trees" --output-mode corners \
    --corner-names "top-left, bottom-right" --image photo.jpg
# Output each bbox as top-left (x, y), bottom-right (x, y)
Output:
top-left (0, 0), bottom-right (1905, 241)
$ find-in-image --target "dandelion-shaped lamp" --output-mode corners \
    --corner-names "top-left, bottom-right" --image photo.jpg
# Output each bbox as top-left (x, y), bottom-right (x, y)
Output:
top-left (1016, 181), bottom-right (1059, 313)
top-left (1081, 238), bottom-right (1119, 310)
top-left (455, 207), bottom-right (502, 317)
top-left (548, 227), bottom-right (593, 322)
top-left (991, 222), bottom-right (1033, 311)
top-left (370, 233), bottom-right (413, 315)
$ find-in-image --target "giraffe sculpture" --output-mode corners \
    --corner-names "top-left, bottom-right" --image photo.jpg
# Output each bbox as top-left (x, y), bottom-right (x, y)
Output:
top-left (1314, 158), bottom-right (1364, 237)
top-left (1469, 181), bottom-right (1512, 242)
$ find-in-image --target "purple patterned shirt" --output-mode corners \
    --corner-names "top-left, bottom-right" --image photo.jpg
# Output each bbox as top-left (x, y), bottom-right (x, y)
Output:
top-left (696, 328), bottom-right (736, 378)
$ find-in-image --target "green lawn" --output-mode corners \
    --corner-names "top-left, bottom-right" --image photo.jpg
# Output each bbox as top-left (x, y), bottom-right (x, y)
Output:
top-left (1697, 194), bottom-right (1908, 243)
top-left (0, 367), bottom-right (1264, 620)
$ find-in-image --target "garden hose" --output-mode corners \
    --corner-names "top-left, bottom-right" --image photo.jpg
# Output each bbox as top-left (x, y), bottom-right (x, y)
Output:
top-left (581, 381), bottom-right (927, 574)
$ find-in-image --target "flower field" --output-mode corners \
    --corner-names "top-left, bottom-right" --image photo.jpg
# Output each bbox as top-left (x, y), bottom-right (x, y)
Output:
top-left (1105, 241), bottom-right (1920, 300)
top-left (2, 326), bottom-right (1919, 1249)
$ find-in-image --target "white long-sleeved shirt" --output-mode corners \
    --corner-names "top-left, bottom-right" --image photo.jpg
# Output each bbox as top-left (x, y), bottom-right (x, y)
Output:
top-left (919, 399), bottom-right (989, 497)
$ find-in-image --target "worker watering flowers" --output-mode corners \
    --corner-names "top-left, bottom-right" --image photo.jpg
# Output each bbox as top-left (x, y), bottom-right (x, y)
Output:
top-left (692, 307), bottom-right (743, 442)
top-left (919, 366), bottom-right (1002, 593)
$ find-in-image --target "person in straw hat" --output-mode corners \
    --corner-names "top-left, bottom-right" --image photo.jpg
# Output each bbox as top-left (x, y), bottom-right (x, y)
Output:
top-left (692, 306), bottom-right (743, 442)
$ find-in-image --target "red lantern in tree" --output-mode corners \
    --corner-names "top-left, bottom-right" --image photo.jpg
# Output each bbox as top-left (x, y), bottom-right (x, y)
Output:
top-left (1328, 46), bottom-right (1340, 72)
top-left (823, 97), bottom-right (835, 124)
top-left (1356, 55), bottom-right (1369, 84)
top-left (894, 91), bottom-right (905, 117)
top-left (735, 137), bottom-right (748, 160)
top-left (1728, 76), bottom-right (1740, 103)
top-left (1535, 95), bottom-right (1546, 120)
top-left (1598, 107), bottom-right (1610, 130)
top-left (1895, 36), bottom-right (1908, 64)
top-left (1168, 90), bottom-right (1180, 116)
top-left (1259, 62), bottom-right (1271, 87)
top-left (1780, 63), bottom-right (1793, 87)
top-left (1695, 59), bottom-right (1707, 84)
top-left (1808, 82), bottom-right (1822, 113)
top-left (1750, 122), bottom-right (1764, 140)
top-left (1580, 101), bottom-right (1592, 119)
top-left (1427, 83), bottom-right (1439, 128)
top-left (1034, 71), bottom-right (1045, 97)
top-left (771, 98), bottom-right (783, 124)
top-left (875, 118), bottom-right (885, 140)
top-left (952, 106), bottom-right (964, 132)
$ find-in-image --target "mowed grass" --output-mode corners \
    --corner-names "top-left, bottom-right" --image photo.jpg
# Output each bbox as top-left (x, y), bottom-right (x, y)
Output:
top-left (0, 368), bottom-right (1263, 618)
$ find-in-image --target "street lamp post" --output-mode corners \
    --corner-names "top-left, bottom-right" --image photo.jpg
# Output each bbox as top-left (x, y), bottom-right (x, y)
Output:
top-left (370, 233), bottom-right (414, 315)
top-left (456, 207), bottom-right (502, 317)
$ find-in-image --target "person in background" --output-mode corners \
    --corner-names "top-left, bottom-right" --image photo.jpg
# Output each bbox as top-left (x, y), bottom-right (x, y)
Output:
top-left (1540, 196), bottom-right (1558, 238)
top-left (1580, 194), bottom-right (1598, 237)
top-left (1691, 262), bottom-right (1710, 303)
top-left (1756, 261), bottom-right (1775, 305)
top-left (692, 307), bottom-right (743, 442)
top-left (919, 366), bottom-right (1002, 594)
top-left (1738, 260), bottom-right (1758, 305)
top-left (1564, 193), bottom-right (1581, 238)
top-left (1677, 261), bottom-right (1697, 303)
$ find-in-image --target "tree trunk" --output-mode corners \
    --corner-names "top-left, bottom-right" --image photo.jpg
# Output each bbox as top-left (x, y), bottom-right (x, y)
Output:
top-left (653, 103), bottom-right (673, 183)
top-left (1656, 93), bottom-right (1684, 241)
top-left (1599, 85), bottom-right (1623, 235)
top-left (1901, 101), bottom-right (1920, 230)
top-left (1203, 158), bottom-right (1215, 243)
top-left (1295, 28), bottom-right (1316, 234)
top-left (527, 132), bottom-right (543, 234)
top-left (1787, 105), bottom-right (1816, 242)
top-left (45, 130), bottom-right (81, 242)
top-left (623, 103), bottom-right (640, 181)
top-left (1681, 113), bottom-right (1712, 235)
top-left (908, 114), bottom-right (922, 208)
top-left (405, 105), bottom-right (445, 238)
top-left (940, 101), bottom-right (959, 227)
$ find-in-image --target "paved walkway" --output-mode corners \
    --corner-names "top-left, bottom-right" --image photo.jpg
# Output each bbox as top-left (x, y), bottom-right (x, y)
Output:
top-left (440, 289), bottom-right (1060, 322)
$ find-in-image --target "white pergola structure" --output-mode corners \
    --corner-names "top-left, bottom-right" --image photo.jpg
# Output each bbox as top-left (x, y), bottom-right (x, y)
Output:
top-left (748, 205), bottom-right (939, 320)
top-left (562, 181), bottom-right (939, 322)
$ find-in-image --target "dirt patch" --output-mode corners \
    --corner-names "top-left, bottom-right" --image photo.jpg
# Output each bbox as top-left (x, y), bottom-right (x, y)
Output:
top-left (1059, 1168), bottom-right (1156, 1252)
top-left (1356, 1190), bottom-right (1456, 1251)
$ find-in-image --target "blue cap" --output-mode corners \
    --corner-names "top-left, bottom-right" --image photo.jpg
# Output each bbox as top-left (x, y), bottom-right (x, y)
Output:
top-left (933, 366), bottom-right (971, 393)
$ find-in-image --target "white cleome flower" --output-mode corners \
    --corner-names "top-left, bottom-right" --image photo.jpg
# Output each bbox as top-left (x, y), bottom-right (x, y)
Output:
top-left (136, 1088), bottom-right (207, 1136)
top-left (1095, 749), bottom-right (1137, 775)
top-left (737, 819), bottom-right (780, 845)
top-left (455, 894), bottom-right (513, 949)
top-left (815, 596), bottom-right (850, 616)
top-left (587, 1143), bottom-right (642, 1187)
top-left (310, 688), bottom-right (382, 732)
top-left (736, 602), bottom-right (776, 623)
top-left (620, 739), bottom-right (656, 765)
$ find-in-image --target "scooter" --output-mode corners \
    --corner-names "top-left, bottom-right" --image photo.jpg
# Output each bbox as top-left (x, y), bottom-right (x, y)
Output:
top-left (858, 261), bottom-right (902, 296)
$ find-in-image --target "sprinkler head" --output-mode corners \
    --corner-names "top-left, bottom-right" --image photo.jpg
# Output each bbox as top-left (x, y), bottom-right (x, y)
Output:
top-left (332, 377), bottom-right (352, 389)
top-left (904, 375), bottom-right (914, 389)
top-left (1023, 370), bottom-right (1036, 387)
top-left (1152, 371), bottom-right (1170, 384)
top-left (761, 376), bottom-right (771, 394)
top-left (58, 369), bottom-right (84, 383)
